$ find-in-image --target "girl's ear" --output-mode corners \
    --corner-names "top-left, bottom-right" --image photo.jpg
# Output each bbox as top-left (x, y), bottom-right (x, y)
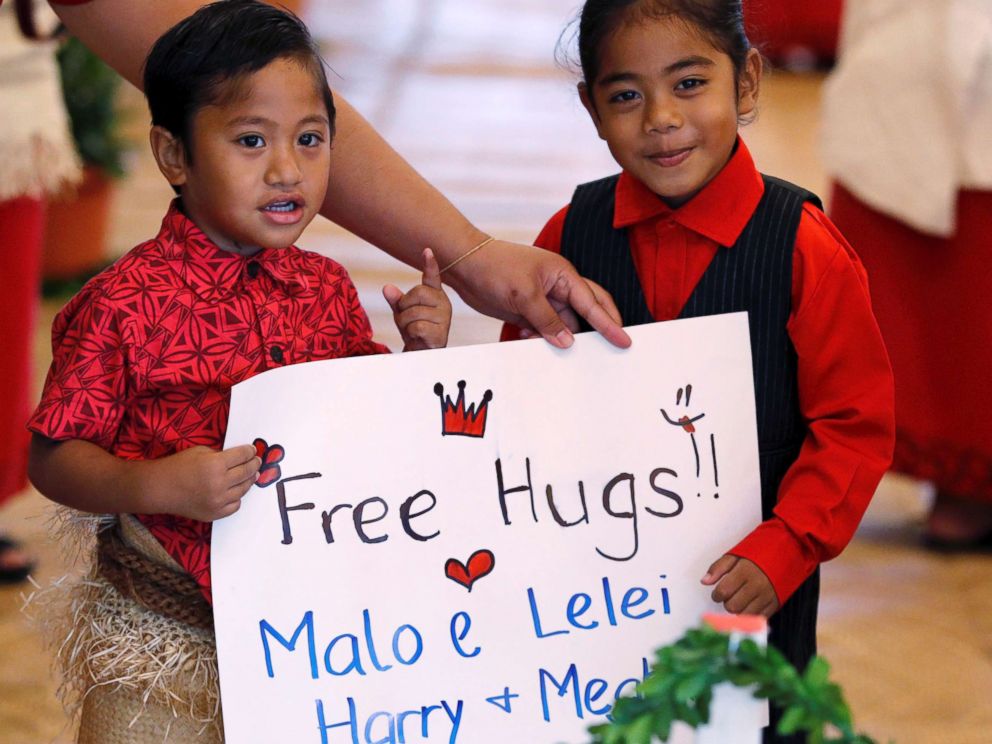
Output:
top-left (578, 81), bottom-right (606, 140)
top-left (737, 48), bottom-right (763, 116)
top-left (150, 125), bottom-right (189, 187)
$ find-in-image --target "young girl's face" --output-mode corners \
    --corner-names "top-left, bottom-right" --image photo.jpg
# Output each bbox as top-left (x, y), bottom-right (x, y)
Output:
top-left (580, 15), bottom-right (760, 207)
top-left (155, 57), bottom-right (332, 255)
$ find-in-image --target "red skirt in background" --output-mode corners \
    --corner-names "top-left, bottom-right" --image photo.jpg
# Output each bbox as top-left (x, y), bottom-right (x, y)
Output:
top-left (0, 197), bottom-right (45, 505)
top-left (830, 183), bottom-right (992, 502)
top-left (744, 0), bottom-right (843, 66)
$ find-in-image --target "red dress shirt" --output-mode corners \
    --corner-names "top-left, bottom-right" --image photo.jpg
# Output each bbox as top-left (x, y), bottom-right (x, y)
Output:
top-left (504, 140), bottom-right (895, 603)
top-left (30, 201), bottom-right (388, 602)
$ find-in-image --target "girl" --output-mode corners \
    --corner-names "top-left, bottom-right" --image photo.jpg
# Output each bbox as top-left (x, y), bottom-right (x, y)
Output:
top-left (504, 1), bottom-right (895, 741)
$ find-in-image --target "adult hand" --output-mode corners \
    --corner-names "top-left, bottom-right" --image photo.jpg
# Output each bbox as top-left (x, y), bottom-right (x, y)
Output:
top-left (445, 239), bottom-right (631, 349)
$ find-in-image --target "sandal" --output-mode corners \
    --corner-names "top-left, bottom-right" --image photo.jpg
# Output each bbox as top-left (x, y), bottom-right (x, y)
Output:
top-left (0, 536), bottom-right (35, 584)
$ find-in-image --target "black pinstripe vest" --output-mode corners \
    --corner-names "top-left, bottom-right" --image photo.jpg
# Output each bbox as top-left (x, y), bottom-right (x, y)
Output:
top-left (561, 174), bottom-right (822, 700)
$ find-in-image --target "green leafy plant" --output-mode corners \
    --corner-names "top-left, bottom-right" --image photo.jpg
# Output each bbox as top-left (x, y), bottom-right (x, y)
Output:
top-left (590, 625), bottom-right (879, 744)
top-left (56, 36), bottom-right (128, 178)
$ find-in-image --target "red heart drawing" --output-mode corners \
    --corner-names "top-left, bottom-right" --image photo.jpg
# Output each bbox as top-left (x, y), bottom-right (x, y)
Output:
top-left (253, 437), bottom-right (285, 488)
top-left (444, 549), bottom-right (495, 592)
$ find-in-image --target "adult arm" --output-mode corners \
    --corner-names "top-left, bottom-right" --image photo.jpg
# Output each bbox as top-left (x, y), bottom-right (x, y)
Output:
top-left (49, 0), bottom-right (630, 348)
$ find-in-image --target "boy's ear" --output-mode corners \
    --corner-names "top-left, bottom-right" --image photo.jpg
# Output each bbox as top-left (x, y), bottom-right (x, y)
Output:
top-left (737, 48), bottom-right (763, 116)
top-left (578, 81), bottom-right (606, 140)
top-left (149, 125), bottom-right (189, 187)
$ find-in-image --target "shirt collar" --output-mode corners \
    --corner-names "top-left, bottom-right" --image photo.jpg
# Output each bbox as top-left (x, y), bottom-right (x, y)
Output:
top-left (155, 199), bottom-right (311, 303)
top-left (613, 137), bottom-right (764, 247)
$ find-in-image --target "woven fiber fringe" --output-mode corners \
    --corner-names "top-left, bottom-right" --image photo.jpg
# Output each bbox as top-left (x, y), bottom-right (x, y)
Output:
top-left (0, 136), bottom-right (81, 201)
top-left (25, 508), bottom-right (223, 743)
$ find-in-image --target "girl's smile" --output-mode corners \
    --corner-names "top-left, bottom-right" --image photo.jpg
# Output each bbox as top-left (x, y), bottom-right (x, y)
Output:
top-left (645, 145), bottom-right (695, 168)
top-left (580, 16), bottom-right (760, 207)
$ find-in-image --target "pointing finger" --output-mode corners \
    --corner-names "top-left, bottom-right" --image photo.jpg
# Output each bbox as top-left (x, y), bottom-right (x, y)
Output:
top-left (422, 248), bottom-right (442, 290)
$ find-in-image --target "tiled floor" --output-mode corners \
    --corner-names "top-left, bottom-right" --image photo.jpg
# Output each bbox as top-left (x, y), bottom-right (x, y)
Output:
top-left (2, 2), bottom-right (991, 742)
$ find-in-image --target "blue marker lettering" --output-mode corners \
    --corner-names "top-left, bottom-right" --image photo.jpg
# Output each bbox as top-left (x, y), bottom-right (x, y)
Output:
top-left (260, 610), bottom-right (317, 679)
top-left (566, 593), bottom-right (598, 630)
top-left (392, 624), bottom-right (423, 666)
top-left (362, 609), bottom-right (393, 672)
top-left (324, 633), bottom-right (366, 677)
top-left (620, 586), bottom-right (654, 620)
top-left (584, 677), bottom-right (611, 716)
top-left (528, 587), bottom-right (568, 639)
top-left (539, 663), bottom-right (582, 721)
top-left (440, 699), bottom-right (464, 743)
top-left (449, 611), bottom-right (481, 658)
top-left (602, 577), bottom-right (618, 626)
top-left (660, 575), bottom-right (671, 614)
top-left (364, 710), bottom-right (396, 744)
top-left (396, 708), bottom-right (422, 743)
top-left (315, 697), bottom-right (359, 744)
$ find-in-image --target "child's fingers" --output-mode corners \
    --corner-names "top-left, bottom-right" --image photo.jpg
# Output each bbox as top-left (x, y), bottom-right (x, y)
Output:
top-left (701, 554), bottom-right (738, 585)
top-left (222, 445), bottom-right (261, 483)
top-left (740, 594), bottom-right (776, 618)
top-left (711, 574), bottom-right (748, 608)
top-left (396, 303), bottom-right (447, 328)
top-left (404, 320), bottom-right (443, 344)
top-left (222, 443), bottom-right (258, 467)
top-left (391, 284), bottom-right (448, 312)
top-left (382, 284), bottom-right (403, 312)
top-left (721, 581), bottom-right (760, 614)
top-left (214, 495), bottom-right (245, 520)
top-left (421, 248), bottom-right (442, 290)
top-left (225, 478), bottom-right (253, 504)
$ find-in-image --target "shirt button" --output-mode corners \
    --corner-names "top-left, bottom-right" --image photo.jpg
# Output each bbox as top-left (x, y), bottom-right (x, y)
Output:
top-left (247, 261), bottom-right (260, 279)
top-left (270, 345), bottom-right (284, 364)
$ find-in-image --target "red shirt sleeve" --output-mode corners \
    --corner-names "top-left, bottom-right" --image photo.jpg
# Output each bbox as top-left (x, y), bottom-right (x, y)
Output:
top-left (500, 205), bottom-right (569, 342)
top-left (331, 266), bottom-right (391, 358)
top-left (28, 285), bottom-right (129, 449)
top-left (728, 204), bottom-right (896, 603)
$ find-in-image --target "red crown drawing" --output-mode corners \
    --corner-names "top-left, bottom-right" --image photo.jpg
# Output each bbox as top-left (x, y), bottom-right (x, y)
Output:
top-left (434, 380), bottom-right (493, 438)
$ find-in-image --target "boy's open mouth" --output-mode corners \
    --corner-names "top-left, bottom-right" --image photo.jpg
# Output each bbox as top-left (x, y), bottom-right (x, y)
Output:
top-left (263, 200), bottom-right (302, 213)
top-left (260, 196), bottom-right (306, 225)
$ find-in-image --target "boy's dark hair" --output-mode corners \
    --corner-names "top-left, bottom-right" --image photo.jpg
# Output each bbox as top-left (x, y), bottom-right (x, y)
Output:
top-left (565, 0), bottom-right (752, 88)
top-left (143, 0), bottom-right (335, 159)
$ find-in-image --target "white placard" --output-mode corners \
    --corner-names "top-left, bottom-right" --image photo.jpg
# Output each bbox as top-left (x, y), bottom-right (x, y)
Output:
top-left (214, 313), bottom-right (765, 743)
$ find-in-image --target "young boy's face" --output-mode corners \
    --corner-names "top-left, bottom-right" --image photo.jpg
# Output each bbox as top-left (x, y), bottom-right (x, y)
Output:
top-left (164, 57), bottom-right (332, 254)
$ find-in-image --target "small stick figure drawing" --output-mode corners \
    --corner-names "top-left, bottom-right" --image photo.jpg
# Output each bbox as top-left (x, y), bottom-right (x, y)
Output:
top-left (660, 384), bottom-right (719, 498)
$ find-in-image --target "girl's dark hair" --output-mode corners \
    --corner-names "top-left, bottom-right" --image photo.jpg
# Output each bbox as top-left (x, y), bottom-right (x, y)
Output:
top-left (568, 0), bottom-right (752, 85)
top-left (143, 0), bottom-right (335, 157)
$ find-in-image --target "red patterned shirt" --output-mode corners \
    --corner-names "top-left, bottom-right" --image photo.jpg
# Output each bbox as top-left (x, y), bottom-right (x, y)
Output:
top-left (30, 201), bottom-right (388, 601)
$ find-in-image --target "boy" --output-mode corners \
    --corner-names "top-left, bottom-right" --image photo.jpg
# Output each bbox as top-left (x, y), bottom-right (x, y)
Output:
top-left (27, 2), bottom-right (451, 740)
